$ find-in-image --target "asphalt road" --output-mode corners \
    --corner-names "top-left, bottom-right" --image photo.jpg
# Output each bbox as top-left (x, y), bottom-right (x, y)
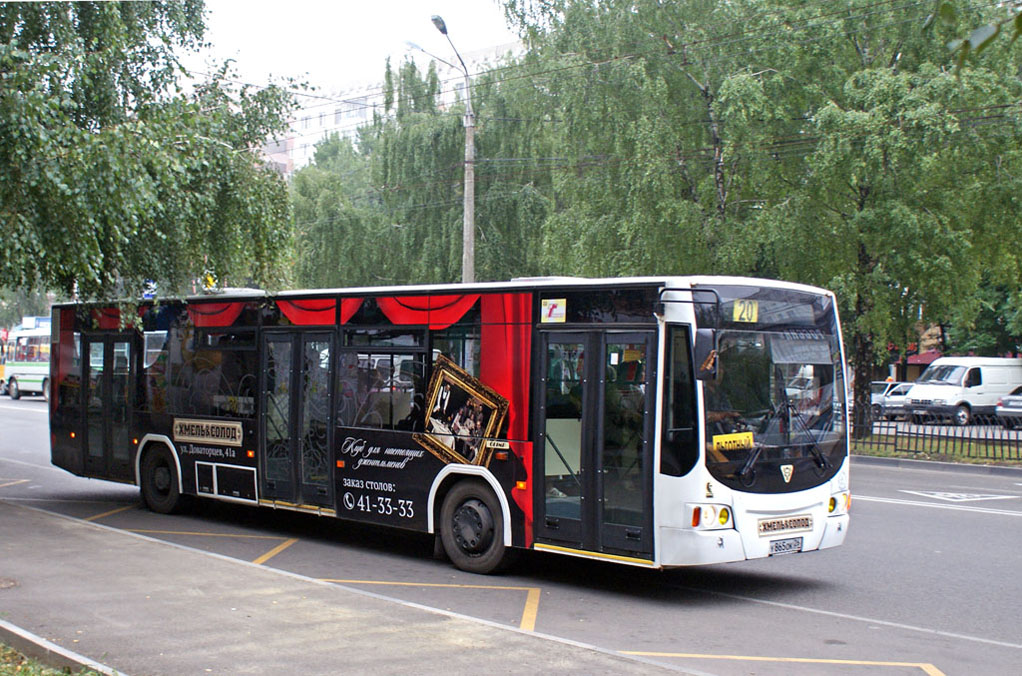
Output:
top-left (2, 396), bottom-right (1021, 675)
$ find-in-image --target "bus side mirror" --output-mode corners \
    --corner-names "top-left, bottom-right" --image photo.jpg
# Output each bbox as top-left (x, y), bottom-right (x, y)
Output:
top-left (694, 329), bottom-right (717, 381)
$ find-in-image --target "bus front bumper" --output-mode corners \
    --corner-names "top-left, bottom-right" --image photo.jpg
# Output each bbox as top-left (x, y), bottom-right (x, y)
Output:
top-left (658, 512), bottom-right (849, 567)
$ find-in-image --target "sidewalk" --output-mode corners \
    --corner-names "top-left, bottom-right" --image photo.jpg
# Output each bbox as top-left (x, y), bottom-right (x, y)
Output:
top-left (0, 500), bottom-right (692, 675)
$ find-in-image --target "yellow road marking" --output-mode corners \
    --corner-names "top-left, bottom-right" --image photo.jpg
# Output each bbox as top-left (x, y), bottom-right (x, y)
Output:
top-left (621, 651), bottom-right (946, 674)
top-left (0, 479), bottom-right (30, 489)
top-left (252, 538), bottom-right (299, 565)
top-left (520, 586), bottom-right (541, 632)
top-left (324, 578), bottom-right (542, 632)
top-left (83, 504), bottom-right (135, 522)
top-left (129, 529), bottom-right (283, 540)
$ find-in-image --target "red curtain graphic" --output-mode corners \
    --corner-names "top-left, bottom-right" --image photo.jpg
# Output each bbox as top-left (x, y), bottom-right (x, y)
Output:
top-left (376, 294), bottom-right (480, 330)
top-left (187, 302), bottom-right (246, 328)
top-left (276, 298), bottom-right (364, 325)
top-left (480, 292), bottom-right (534, 545)
top-left (91, 307), bottom-right (141, 329)
top-left (277, 298), bottom-right (335, 325)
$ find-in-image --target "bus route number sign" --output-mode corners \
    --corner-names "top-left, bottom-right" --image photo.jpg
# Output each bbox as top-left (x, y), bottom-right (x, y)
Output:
top-left (733, 299), bottom-right (759, 323)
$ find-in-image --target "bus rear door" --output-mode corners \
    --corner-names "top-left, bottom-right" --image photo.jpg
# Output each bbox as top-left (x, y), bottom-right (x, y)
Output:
top-left (82, 334), bottom-right (135, 481)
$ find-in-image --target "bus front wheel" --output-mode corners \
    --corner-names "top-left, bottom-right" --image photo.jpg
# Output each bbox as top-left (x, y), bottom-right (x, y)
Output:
top-left (140, 445), bottom-right (182, 514)
top-left (440, 480), bottom-right (513, 574)
top-left (8, 379), bottom-right (20, 400)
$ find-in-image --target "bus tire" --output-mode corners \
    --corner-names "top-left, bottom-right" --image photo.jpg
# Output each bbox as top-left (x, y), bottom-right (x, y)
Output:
top-left (42, 378), bottom-right (49, 402)
top-left (440, 480), bottom-right (512, 575)
top-left (140, 445), bottom-right (182, 514)
top-left (8, 379), bottom-right (20, 400)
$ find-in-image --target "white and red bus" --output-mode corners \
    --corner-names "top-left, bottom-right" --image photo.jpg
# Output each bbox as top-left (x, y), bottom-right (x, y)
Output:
top-left (49, 277), bottom-right (850, 573)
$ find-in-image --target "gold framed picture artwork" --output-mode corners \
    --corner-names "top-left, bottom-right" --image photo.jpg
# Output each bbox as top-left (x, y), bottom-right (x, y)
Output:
top-left (414, 355), bottom-right (509, 467)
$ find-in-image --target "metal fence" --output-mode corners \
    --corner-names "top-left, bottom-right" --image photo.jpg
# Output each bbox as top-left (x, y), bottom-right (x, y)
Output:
top-left (852, 411), bottom-right (1022, 462)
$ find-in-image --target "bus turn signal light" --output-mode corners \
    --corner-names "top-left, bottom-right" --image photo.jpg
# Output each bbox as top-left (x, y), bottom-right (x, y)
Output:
top-left (690, 504), bottom-right (733, 530)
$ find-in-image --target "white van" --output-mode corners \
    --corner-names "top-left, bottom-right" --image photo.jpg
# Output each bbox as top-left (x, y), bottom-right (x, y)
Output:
top-left (907, 356), bottom-right (1022, 425)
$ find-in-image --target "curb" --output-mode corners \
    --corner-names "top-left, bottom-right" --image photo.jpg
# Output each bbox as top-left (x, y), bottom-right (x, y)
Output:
top-left (0, 618), bottom-right (124, 675)
top-left (851, 453), bottom-right (1022, 477)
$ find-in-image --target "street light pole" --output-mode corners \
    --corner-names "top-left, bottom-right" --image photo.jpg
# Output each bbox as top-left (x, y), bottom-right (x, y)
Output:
top-left (432, 14), bottom-right (475, 284)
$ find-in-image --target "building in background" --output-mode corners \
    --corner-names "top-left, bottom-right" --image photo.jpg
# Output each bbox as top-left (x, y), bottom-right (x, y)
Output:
top-left (262, 42), bottom-right (520, 177)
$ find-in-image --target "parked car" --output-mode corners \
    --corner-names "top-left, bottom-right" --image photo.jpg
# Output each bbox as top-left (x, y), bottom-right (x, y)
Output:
top-left (995, 386), bottom-right (1022, 429)
top-left (880, 382), bottom-right (913, 420)
top-left (870, 380), bottom-right (904, 419)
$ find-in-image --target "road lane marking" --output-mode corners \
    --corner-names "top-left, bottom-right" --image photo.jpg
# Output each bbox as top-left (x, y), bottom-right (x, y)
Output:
top-left (0, 404), bottom-right (47, 414)
top-left (252, 538), bottom-right (299, 565)
top-left (0, 457), bottom-right (59, 470)
top-left (0, 479), bottom-right (30, 489)
top-left (128, 529), bottom-right (283, 539)
top-left (621, 651), bottom-right (945, 675)
top-left (856, 494), bottom-right (1022, 517)
top-left (669, 583), bottom-right (1022, 651)
top-left (323, 578), bottom-right (543, 632)
top-left (83, 504), bottom-right (135, 521)
top-left (900, 490), bottom-right (1019, 503)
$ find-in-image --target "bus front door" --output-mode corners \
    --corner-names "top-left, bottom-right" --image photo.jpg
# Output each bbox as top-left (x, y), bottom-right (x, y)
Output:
top-left (260, 332), bottom-right (333, 508)
top-left (83, 335), bottom-right (134, 481)
top-left (536, 331), bottom-right (654, 559)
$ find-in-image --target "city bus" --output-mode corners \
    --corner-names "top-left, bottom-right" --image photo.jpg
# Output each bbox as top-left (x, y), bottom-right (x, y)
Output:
top-left (4, 317), bottom-right (52, 399)
top-left (49, 277), bottom-right (850, 573)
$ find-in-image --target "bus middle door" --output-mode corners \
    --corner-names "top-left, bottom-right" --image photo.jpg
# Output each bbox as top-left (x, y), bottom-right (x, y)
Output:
top-left (536, 331), bottom-right (654, 559)
top-left (260, 331), bottom-right (334, 508)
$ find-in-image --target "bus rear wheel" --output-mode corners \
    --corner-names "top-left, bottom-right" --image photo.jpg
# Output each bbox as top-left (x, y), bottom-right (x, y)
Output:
top-left (8, 379), bottom-right (20, 400)
top-left (440, 480), bottom-right (512, 574)
top-left (140, 445), bottom-right (182, 514)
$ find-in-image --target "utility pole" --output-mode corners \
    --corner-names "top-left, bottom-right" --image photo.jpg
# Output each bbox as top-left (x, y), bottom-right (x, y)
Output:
top-left (432, 14), bottom-right (475, 283)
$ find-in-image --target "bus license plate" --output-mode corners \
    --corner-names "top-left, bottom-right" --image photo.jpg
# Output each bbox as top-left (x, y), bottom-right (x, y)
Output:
top-left (770, 537), bottom-right (803, 556)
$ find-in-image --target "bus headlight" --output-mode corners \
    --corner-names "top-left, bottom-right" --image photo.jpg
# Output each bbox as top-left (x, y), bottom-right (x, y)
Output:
top-left (690, 504), bottom-right (733, 530)
top-left (829, 492), bottom-right (851, 515)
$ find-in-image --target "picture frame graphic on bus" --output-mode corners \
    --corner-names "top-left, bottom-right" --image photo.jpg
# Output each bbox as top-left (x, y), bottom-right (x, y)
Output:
top-left (414, 355), bottom-right (509, 467)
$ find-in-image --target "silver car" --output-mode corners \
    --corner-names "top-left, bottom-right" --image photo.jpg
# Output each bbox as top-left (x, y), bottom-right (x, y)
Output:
top-left (995, 386), bottom-right (1022, 429)
top-left (870, 380), bottom-right (905, 419)
top-left (880, 382), bottom-right (913, 420)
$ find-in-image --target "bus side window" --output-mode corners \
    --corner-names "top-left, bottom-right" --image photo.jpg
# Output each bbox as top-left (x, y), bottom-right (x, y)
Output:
top-left (661, 326), bottom-right (699, 477)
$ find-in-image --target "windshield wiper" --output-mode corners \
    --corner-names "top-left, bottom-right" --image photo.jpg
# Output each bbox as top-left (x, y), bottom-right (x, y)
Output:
top-left (736, 444), bottom-right (762, 486)
top-left (786, 396), bottom-right (829, 473)
top-left (772, 366), bottom-right (829, 473)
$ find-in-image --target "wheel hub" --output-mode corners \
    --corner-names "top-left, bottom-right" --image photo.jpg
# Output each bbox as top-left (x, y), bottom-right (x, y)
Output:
top-left (153, 465), bottom-right (171, 493)
top-left (452, 498), bottom-right (494, 554)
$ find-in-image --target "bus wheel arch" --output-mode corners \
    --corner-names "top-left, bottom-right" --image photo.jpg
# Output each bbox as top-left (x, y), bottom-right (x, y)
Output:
top-left (138, 438), bottom-right (184, 514)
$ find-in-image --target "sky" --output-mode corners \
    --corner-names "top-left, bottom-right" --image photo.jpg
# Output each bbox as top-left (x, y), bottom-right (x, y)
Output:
top-left (182, 0), bottom-right (521, 93)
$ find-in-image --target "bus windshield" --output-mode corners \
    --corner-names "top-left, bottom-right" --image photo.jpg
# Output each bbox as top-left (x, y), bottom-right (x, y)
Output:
top-left (697, 286), bottom-right (846, 493)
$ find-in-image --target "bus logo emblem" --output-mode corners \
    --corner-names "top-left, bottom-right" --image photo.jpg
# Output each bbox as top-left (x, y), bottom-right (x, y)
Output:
top-left (780, 464), bottom-right (794, 483)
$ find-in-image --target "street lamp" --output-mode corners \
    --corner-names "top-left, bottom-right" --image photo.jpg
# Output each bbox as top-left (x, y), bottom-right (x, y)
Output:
top-left (432, 14), bottom-right (475, 284)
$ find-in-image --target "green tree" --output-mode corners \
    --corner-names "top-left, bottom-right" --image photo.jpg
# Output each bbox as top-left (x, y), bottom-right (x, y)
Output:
top-left (0, 287), bottom-right (52, 328)
top-left (292, 56), bottom-right (552, 286)
top-left (0, 1), bottom-right (297, 299)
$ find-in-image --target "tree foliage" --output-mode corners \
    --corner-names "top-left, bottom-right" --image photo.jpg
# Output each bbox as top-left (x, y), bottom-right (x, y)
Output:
top-left (0, 1), bottom-right (297, 299)
top-left (292, 0), bottom-right (1022, 432)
